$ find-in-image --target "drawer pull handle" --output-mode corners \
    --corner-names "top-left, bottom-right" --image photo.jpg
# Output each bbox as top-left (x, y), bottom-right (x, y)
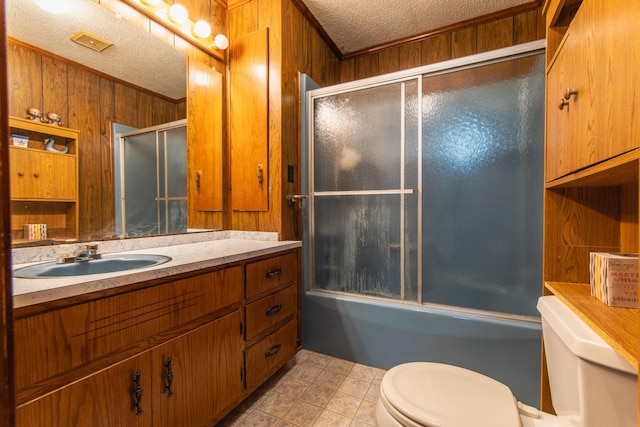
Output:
top-left (164, 357), bottom-right (174, 397)
top-left (266, 303), bottom-right (282, 317)
top-left (265, 343), bottom-right (282, 358)
top-left (132, 371), bottom-right (144, 415)
top-left (266, 268), bottom-right (282, 279)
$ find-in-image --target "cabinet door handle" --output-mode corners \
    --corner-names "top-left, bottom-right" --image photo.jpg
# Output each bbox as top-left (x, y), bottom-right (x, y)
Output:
top-left (266, 303), bottom-right (282, 317)
top-left (265, 343), bottom-right (281, 358)
top-left (195, 170), bottom-right (202, 190)
top-left (164, 357), bottom-right (174, 397)
top-left (558, 98), bottom-right (569, 110)
top-left (266, 268), bottom-right (281, 279)
top-left (257, 164), bottom-right (264, 188)
top-left (132, 371), bottom-right (144, 415)
top-left (564, 87), bottom-right (578, 100)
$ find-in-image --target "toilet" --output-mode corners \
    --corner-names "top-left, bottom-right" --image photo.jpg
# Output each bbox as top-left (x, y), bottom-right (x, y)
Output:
top-left (376, 296), bottom-right (638, 427)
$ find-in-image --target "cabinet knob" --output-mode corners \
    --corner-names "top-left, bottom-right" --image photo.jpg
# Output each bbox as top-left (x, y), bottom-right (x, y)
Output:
top-left (564, 87), bottom-right (578, 100)
top-left (558, 98), bottom-right (569, 110)
top-left (17, 172), bottom-right (24, 177)
top-left (33, 172), bottom-right (40, 178)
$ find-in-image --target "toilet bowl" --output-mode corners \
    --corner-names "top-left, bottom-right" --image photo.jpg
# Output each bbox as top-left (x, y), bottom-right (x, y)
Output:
top-left (376, 296), bottom-right (638, 427)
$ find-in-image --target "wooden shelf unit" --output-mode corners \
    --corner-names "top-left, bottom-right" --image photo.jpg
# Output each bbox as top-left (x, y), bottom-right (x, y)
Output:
top-left (8, 116), bottom-right (79, 243)
top-left (541, 0), bottom-right (639, 417)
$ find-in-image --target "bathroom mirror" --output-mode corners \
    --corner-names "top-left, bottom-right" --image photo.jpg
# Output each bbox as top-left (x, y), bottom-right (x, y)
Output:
top-left (6, 0), bottom-right (223, 246)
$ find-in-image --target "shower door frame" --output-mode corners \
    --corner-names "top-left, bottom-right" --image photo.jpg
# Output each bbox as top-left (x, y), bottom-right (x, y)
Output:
top-left (305, 40), bottom-right (545, 313)
top-left (118, 118), bottom-right (187, 237)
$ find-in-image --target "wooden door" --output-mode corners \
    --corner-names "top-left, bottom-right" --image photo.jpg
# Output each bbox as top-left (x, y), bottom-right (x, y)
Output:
top-left (188, 58), bottom-right (223, 212)
top-left (230, 28), bottom-right (269, 211)
top-left (586, 0), bottom-right (639, 163)
top-left (545, 35), bottom-right (570, 182)
top-left (151, 311), bottom-right (243, 426)
top-left (10, 148), bottom-right (76, 200)
top-left (16, 352), bottom-right (152, 427)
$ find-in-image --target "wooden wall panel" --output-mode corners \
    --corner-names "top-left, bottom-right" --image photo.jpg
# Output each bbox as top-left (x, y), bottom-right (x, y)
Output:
top-left (399, 42), bottom-right (422, 70)
top-left (378, 48), bottom-right (400, 75)
top-left (421, 34), bottom-right (452, 65)
top-left (7, 43), bottom-right (42, 118)
top-left (477, 17), bottom-right (513, 52)
top-left (451, 27), bottom-right (477, 58)
top-left (98, 79), bottom-right (116, 240)
top-left (340, 6), bottom-right (543, 83)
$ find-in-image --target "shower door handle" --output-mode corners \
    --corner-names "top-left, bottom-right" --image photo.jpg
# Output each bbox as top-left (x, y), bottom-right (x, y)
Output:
top-left (286, 194), bottom-right (308, 208)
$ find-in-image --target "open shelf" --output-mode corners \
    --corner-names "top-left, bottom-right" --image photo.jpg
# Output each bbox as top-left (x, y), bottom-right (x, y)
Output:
top-left (545, 281), bottom-right (638, 370)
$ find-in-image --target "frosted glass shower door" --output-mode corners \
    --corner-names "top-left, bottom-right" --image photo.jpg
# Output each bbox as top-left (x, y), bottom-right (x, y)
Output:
top-left (421, 54), bottom-right (545, 316)
top-left (312, 81), bottom-right (420, 300)
top-left (120, 120), bottom-right (187, 237)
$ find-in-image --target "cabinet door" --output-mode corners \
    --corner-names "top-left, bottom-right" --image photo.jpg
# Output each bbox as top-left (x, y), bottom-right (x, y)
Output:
top-left (586, 0), bottom-right (639, 163)
top-left (16, 352), bottom-right (152, 427)
top-left (11, 148), bottom-right (76, 200)
top-left (545, 0), bottom-right (639, 180)
top-left (230, 28), bottom-right (269, 211)
top-left (151, 311), bottom-right (243, 427)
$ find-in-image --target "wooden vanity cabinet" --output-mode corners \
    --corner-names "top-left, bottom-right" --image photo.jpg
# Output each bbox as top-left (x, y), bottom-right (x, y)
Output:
top-left (14, 266), bottom-right (245, 427)
top-left (14, 249), bottom-right (301, 426)
top-left (8, 116), bottom-right (80, 243)
top-left (541, 0), bottom-right (640, 417)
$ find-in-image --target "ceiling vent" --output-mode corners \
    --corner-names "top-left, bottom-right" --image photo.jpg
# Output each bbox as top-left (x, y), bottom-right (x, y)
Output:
top-left (70, 31), bottom-right (113, 52)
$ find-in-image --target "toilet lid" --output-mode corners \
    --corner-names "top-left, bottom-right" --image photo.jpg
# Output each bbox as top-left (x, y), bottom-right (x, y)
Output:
top-left (380, 362), bottom-right (521, 427)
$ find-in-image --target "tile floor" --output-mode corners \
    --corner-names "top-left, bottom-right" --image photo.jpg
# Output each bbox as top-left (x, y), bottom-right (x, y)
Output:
top-left (217, 349), bottom-right (386, 426)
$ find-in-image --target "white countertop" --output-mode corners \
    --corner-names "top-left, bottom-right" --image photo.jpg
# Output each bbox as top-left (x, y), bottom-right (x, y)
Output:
top-left (13, 237), bottom-right (301, 309)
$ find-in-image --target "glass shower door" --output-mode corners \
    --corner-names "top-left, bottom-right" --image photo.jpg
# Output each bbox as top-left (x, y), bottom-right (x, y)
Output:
top-left (120, 120), bottom-right (187, 237)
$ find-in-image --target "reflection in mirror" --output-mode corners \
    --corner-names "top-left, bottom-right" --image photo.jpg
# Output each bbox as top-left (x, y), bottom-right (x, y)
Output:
top-left (6, 0), bottom-right (221, 247)
top-left (115, 120), bottom-right (187, 237)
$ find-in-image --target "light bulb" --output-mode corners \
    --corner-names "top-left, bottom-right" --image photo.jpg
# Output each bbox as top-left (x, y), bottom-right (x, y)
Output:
top-left (193, 20), bottom-right (211, 38)
top-left (168, 4), bottom-right (188, 24)
top-left (214, 34), bottom-right (229, 50)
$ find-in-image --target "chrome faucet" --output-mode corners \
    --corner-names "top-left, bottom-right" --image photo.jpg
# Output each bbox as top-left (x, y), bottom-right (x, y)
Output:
top-left (57, 244), bottom-right (102, 264)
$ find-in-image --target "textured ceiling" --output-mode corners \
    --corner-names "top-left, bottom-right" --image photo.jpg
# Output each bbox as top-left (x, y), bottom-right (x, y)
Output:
top-left (301, 0), bottom-right (534, 54)
top-left (7, 0), bottom-right (186, 100)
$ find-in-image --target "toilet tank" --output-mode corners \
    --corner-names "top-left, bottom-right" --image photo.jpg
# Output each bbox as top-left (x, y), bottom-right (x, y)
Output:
top-left (537, 296), bottom-right (637, 427)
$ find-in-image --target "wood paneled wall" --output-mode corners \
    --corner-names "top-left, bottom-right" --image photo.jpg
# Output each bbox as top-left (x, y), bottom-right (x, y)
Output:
top-left (339, 7), bottom-right (544, 82)
top-left (229, 0), bottom-right (340, 240)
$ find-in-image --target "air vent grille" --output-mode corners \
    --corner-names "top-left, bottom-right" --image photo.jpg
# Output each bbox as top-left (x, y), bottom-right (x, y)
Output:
top-left (70, 31), bottom-right (113, 52)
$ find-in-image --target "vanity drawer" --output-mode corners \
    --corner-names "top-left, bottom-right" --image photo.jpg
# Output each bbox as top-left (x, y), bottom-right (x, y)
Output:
top-left (245, 319), bottom-right (297, 390)
top-left (245, 252), bottom-right (295, 299)
top-left (245, 284), bottom-right (297, 341)
top-left (14, 266), bottom-right (243, 394)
